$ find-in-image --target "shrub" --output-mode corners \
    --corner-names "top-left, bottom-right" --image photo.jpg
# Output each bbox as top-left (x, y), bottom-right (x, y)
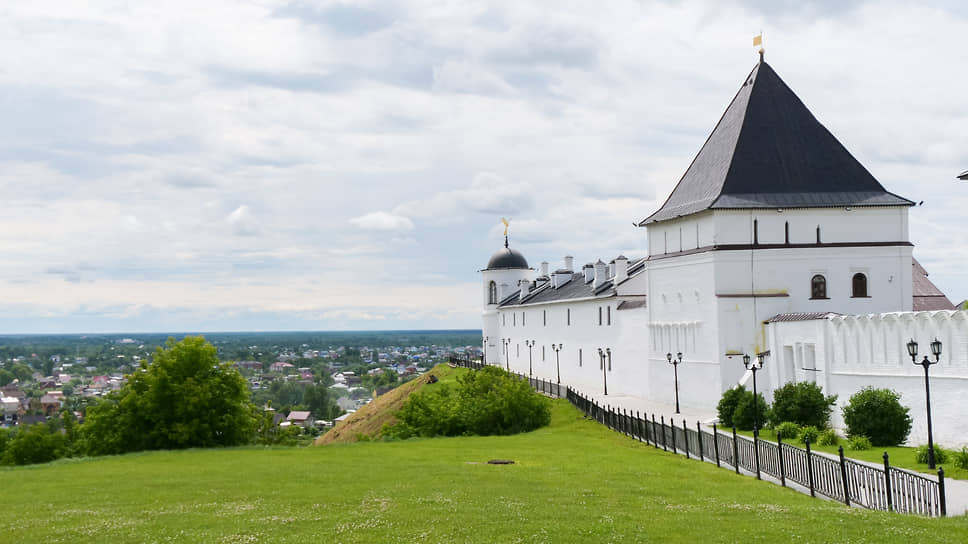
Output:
top-left (798, 426), bottom-right (820, 445)
top-left (716, 386), bottom-right (747, 428)
top-left (384, 366), bottom-right (551, 439)
top-left (848, 435), bottom-right (872, 451)
top-left (774, 421), bottom-right (801, 441)
top-left (954, 447), bottom-right (968, 470)
top-left (818, 429), bottom-right (840, 446)
top-left (842, 387), bottom-right (912, 447)
top-left (731, 391), bottom-right (770, 431)
top-left (1, 423), bottom-right (69, 466)
top-left (915, 445), bottom-right (950, 465)
top-left (770, 382), bottom-right (837, 429)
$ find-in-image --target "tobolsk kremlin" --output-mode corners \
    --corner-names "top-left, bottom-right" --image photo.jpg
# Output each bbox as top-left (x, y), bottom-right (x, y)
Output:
top-left (480, 51), bottom-right (968, 447)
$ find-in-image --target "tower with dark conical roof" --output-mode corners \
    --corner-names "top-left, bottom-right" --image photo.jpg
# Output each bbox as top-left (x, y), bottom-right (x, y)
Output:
top-left (640, 55), bottom-right (916, 399)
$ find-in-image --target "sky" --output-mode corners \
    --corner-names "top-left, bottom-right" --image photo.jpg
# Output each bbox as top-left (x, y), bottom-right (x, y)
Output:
top-left (0, 0), bottom-right (966, 333)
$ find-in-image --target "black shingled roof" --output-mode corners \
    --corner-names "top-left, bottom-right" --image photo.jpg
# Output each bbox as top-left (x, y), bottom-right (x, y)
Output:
top-left (640, 59), bottom-right (913, 225)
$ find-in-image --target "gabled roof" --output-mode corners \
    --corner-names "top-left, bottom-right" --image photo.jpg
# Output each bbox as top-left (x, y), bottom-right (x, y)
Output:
top-left (640, 58), bottom-right (913, 225)
top-left (912, 258), bottom-right (954, 311)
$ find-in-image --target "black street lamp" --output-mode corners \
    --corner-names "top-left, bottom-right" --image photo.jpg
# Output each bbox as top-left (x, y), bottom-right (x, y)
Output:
top-left (742, 354), bottom-right (765, 437)
top-left (525, 340), bottom-right (535, 378)
top-left (551, 343), bottom-right (563, 384)
top-left (502, 338), bottom-right (510, 372)
top-left (907, 338), bottom-right (942, 469)
top-left (598, 347), bottom-right (610, 395)
top-left (666, 352), bottom-right (683, 414)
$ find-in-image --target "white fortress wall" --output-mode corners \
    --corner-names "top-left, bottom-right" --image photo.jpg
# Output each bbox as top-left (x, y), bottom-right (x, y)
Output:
top-left (768, 310), bottom-right (968, 447)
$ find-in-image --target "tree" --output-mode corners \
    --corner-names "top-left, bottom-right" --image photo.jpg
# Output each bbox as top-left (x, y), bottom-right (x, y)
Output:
top-left (0, 369), bottom-right (14, 387)
top-left (770, 382), bottom-right (837, 429)
top-left (82, 336), bottom-right (255, 455)
top-left (842, 387), bottom-right (912, 447)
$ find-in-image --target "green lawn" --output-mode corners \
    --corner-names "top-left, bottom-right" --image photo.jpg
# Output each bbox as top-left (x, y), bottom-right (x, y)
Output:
top-left (738, 428), bottom-right (968, 480)
top-left (2, 400), bottom-right (966, 543)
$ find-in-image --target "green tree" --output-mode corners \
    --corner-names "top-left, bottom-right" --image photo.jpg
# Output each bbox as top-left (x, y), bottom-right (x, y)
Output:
top-left (2, 423), bottom-right (68, 465)
top-left (81, 336), bottom-right (255, 455)
top-left (0, 369), bottom-right (14, 386)
top-left (842, 387), bottom-right (912, 447)
top-left (770, 382), bottom-right (837, 429)
top-left (10, 364), bottom-right (32, 383)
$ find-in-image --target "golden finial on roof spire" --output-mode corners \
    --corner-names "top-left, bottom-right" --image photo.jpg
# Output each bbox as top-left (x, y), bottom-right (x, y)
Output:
top-left (753, 32), bottom-right (764, 62)
top-left (500, 217), bottom-right (511, 247)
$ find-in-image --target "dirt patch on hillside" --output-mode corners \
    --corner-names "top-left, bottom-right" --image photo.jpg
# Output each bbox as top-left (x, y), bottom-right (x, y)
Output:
top-left (314, 365), bottom-right (458, 445)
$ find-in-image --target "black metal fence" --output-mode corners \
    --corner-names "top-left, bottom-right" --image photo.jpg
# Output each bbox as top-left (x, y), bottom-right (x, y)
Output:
top-left (448, 355), bottom-right (947, 517)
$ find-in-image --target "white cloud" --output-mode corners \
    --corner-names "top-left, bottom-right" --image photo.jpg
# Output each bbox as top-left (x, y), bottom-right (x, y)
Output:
top-left (0, 1), bottom-right (965, 331)
top-left (349, 211), bottom-right (415, 231)
top-left (227, 205), bottom-right (262, 236)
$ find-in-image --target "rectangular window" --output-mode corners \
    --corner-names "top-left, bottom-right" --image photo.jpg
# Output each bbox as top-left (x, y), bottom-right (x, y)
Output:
top-left (516, 344), bottom-right (520, 357)
top-left (522, 312), bottom-right (526, 327)
top-left (542, 345), bottom-right (546, 361)
top-left (567, 308), bottom-right (571, 326)
top-left (502, 314), bottom-right (505, 326)
top-left (579, 348), bottom-right (582, 367)
top-left (598, 307), bottom-right (602, 326)
top-left (543, 310), bottom-right (546, 326)
top-left (607, 306), bottom-right (611, 326)
top-left (513, 313), bottom-right (516, 326)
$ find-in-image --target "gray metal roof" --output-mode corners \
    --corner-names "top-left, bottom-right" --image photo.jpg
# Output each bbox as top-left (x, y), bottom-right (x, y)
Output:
top-left (959, 170), bottom-right (968, 180)
top-left (765, 312), bottom-right (840, 323)
top-left (640, 60), bottom-right (913, 225)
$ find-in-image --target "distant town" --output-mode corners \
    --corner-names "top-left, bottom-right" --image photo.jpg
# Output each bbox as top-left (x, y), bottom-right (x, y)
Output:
top-left (0, 330), bottom-right (482, 437)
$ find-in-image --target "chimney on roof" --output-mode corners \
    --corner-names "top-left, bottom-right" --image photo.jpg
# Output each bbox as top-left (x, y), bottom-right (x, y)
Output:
top-left (593, 260), bottom-right (608, 289)
top-left (552, 269), bottom-right (571, 289)
top-left (518, 279), bottom-right (531, 301)
top-left (615, 255), bottom-right (628, 284)
top-left (583, 263), bottom-right (594, 284)
top-left (540, 261), bottom-right (549, 277)
top-left (563, 255), bottom-right (574, 272)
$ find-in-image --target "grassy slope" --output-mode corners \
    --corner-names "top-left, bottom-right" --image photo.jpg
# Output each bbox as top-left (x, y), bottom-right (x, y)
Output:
top-left (315, 364), bottom-right (460, 445)
top-left (1, 392), bottom-right (966, 541)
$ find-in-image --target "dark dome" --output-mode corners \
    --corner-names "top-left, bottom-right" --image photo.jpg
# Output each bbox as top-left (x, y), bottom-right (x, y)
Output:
top-left (486, 247), bottom-right (529, 270)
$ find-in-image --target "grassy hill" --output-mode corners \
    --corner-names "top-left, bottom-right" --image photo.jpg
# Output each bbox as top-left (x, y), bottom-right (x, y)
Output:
top-left (1, 371), bottom-right (967, 542)
top-left (315, 364), bottom-right (460, 445)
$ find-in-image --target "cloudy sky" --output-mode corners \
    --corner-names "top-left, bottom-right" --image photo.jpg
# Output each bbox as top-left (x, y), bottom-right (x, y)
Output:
top-left (1, 1), bottom-right (966, 333)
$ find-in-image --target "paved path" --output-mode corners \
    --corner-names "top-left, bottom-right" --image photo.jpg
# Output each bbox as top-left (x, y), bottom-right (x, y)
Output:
top-left (574, 388), bottom-right (968, 516)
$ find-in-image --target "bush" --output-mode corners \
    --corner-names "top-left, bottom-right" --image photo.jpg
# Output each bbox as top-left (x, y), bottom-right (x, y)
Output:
top-left (915, 444), bottom-right (950, 465)
top-left (770, 382), bottom-right (837, 429)
top-left (954, 447), bottom-right (968, 470)
top-left (731, 391), bottom-right (770, 431)
top-left (818, 429), bottom-right (840, 446)
top-left (717, 386), bottom-right (747, 428)
top-left (384, 366), bottom-right (551, 439)
top-left (1, 423), bottom-right (68, 466)
top-left (774, 421), bottom-right (801, 441)
top-left (842, 387), bottom-right (912, 447)
top-left (798, 426), bottom-right (820, 445)
top-left (848, 435), bottom-right (872, 451)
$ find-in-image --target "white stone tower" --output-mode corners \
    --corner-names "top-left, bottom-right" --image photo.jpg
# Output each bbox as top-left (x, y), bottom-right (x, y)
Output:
top-left (481, 233), bottom-right (532, 365)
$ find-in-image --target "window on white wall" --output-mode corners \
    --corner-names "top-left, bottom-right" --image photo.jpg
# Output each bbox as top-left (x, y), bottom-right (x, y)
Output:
top-left (543, 310), bottom-right (546, 326)
top-left (542, 345), bottom-right (546, 361)
top-left (852, 273), bottom-right (868, 298)
top-left (811, 275), bottom-right (827, 300)
top-left (488, 281), bottom-right (497, 304)
top-left (522, 312), bottom-right (526, 327)
top-left (567, 308), bottom-right (571, 326)
top-left (579, 348), bottom-right (582, 367)
top-left (598, 307), bottom-right (602, 325)
top-left (607, 306), bottom-right (611, 326)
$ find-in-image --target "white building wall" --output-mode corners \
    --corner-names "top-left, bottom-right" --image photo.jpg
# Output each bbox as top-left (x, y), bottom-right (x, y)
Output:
top-left (488, 297), bottom-right (632, 394)
top-left (767, 311), bottom-right (968, 447)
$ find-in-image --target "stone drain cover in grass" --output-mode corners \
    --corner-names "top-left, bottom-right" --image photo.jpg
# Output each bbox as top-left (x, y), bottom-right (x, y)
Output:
top-left (487, 459), bottom-right (514, 465)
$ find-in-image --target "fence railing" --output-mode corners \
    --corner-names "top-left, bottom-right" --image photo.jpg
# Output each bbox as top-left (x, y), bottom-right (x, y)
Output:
top-left (448, 355), bottom-right (947, 517)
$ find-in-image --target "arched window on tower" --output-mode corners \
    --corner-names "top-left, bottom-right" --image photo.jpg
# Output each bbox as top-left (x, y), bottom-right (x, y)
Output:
top-left (811, 274), bottom-right (827, 300)
top-left (488, 281), bottom-right (497, 304)
top-left (852, 273), bottom-right (868, 298)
